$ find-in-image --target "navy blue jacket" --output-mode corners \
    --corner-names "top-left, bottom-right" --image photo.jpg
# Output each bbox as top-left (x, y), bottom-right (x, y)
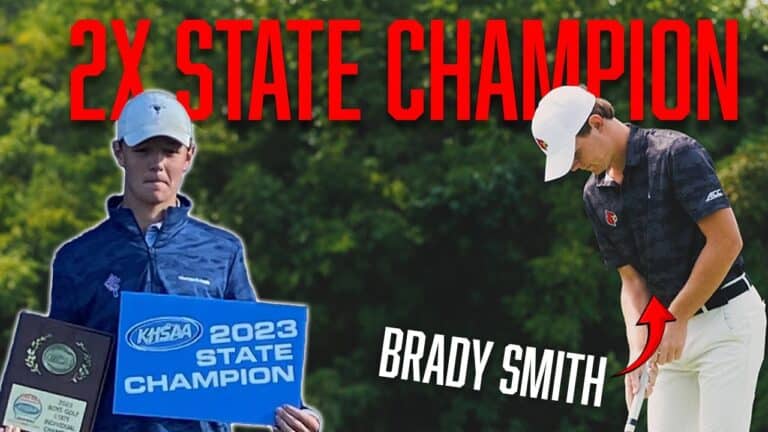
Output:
top-left (49, 195), bottom-right (256, 432)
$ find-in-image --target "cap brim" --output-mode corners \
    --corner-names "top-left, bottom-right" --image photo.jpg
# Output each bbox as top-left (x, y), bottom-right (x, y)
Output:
top-left (122, 126), bottom-right (191, 148)
top-left (543, 135), bottom-right (576, 182)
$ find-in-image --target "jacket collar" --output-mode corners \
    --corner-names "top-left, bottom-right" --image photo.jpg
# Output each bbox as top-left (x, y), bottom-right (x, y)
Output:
top-left (106, 194), bottom-right (192, 245)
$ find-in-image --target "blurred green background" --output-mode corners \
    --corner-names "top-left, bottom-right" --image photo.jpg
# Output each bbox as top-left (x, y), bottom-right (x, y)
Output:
top-left (1, 0), bottom-right (768, 430)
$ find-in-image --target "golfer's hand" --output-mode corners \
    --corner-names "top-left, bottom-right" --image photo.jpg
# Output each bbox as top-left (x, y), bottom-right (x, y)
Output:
top-left (1, 425), bottom-right (23, 432)
top-left (274, 404), bottom-right (320, 432)
top-left (657, 319), bottom-right (688, 365)
top-left (624, 360), bottom-right (658, 411)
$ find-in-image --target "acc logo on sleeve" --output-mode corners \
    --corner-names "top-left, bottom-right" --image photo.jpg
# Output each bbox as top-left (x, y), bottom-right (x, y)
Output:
top-left (705, 188), bottom-right (724, 203)
top-left (125, 317), bottom-right (203, 352)
top-left (604, 210), bottom-right (618, 227)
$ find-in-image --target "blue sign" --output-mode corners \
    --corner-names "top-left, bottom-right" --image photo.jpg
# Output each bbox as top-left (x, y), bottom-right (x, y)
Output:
top-left (113, 292), bottom-right (308, 427)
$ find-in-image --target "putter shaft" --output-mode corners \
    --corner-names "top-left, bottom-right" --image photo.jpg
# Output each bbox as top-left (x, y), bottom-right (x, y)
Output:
top-left (624, 365), bottom-right (650, 432)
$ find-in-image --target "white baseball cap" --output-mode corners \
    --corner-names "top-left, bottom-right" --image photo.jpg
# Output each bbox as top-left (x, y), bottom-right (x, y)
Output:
top-left (531, 86), bottom-right (596, 182)
top-left (115, 89), bottom-right (194, 147)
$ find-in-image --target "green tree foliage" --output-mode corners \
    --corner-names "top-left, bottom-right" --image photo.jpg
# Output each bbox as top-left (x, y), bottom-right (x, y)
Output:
top-left (1, 1), bottom-right (767, 430)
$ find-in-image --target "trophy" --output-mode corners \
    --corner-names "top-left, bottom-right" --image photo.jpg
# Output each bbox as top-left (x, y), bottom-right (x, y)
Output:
top-left (0, 312), bottom-right (112, 432)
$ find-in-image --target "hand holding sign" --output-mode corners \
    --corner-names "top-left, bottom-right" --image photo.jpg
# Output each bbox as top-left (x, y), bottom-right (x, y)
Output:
top-left (274, 404), bottom-right (321, 432)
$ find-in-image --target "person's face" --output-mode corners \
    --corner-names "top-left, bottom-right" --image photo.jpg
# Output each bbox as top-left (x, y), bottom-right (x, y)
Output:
top-left (571, 115), bottom-right (613, 175)
top-left (114, 136), bottom-right (195, 206)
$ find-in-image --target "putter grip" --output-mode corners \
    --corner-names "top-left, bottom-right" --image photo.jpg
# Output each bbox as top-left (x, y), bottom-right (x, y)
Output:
top-left (624, 365), bottom-right (650, 432)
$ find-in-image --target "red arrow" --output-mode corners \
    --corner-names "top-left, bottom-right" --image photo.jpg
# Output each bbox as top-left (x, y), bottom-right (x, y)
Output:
top-left (615, 296), bottom-right (676, 376)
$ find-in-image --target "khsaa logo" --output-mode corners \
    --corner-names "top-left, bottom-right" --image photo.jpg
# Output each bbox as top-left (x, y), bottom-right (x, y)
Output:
top-left (126, 317), bottom-right (203, 352)
top-left (13, 394), bottom-right (42, 422)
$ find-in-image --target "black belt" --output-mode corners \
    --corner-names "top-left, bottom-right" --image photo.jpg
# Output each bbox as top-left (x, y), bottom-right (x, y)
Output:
top-left (695, 273), bottom-right (751, 315)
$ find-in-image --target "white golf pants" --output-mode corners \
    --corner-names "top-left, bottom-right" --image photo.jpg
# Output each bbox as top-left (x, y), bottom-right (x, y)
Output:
top-left (647, 284), bottom-right (766, 432)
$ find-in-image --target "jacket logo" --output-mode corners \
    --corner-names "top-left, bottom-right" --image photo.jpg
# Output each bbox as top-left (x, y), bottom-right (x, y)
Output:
top-left (605, 210), bottom-right (618, 227)
top-left (104, 273), bottom-right (121, 298)
top-left (705, 188), bottom-right (723, 203)
top-left (125, 317), bottom-right (203, 352)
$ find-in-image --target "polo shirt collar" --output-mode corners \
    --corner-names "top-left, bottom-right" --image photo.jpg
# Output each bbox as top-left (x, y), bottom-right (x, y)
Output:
top-left (625, 124), bottom-right (645, 168)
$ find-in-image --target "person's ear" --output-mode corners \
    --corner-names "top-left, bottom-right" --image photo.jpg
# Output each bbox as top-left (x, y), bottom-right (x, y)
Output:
top-left (112, 140), bottom-right (126, 168)
top-left (183, 144), bottom-right (196, 172)
top-left (587, 114), bottom-right (603, 132)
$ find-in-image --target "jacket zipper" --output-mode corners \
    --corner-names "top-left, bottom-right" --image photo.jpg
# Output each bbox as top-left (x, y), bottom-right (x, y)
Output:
top-left (128, 213), bottom-right (157, 293)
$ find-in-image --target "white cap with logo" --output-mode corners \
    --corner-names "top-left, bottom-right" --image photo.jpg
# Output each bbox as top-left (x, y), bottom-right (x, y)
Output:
top-left (115, 89), bottom-right (194, 147)
top-left (531, 86), bottom-right (596, 182)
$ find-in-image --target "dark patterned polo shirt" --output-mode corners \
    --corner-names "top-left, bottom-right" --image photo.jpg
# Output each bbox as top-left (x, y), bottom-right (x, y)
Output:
top-left (583, 125), bottom-right (744, 306)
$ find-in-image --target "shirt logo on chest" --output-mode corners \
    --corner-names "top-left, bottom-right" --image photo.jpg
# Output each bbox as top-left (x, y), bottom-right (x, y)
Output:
top-left (604, 210), bottom-right (618, 227)
top-left (104, 273), bottom-right (121, 298)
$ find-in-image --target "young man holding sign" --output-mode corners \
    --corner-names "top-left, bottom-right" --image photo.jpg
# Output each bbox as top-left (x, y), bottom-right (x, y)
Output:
top-left (2, 90), bottom-right (320, 432)
top-left (532, 85), bottom-right (765, 431)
